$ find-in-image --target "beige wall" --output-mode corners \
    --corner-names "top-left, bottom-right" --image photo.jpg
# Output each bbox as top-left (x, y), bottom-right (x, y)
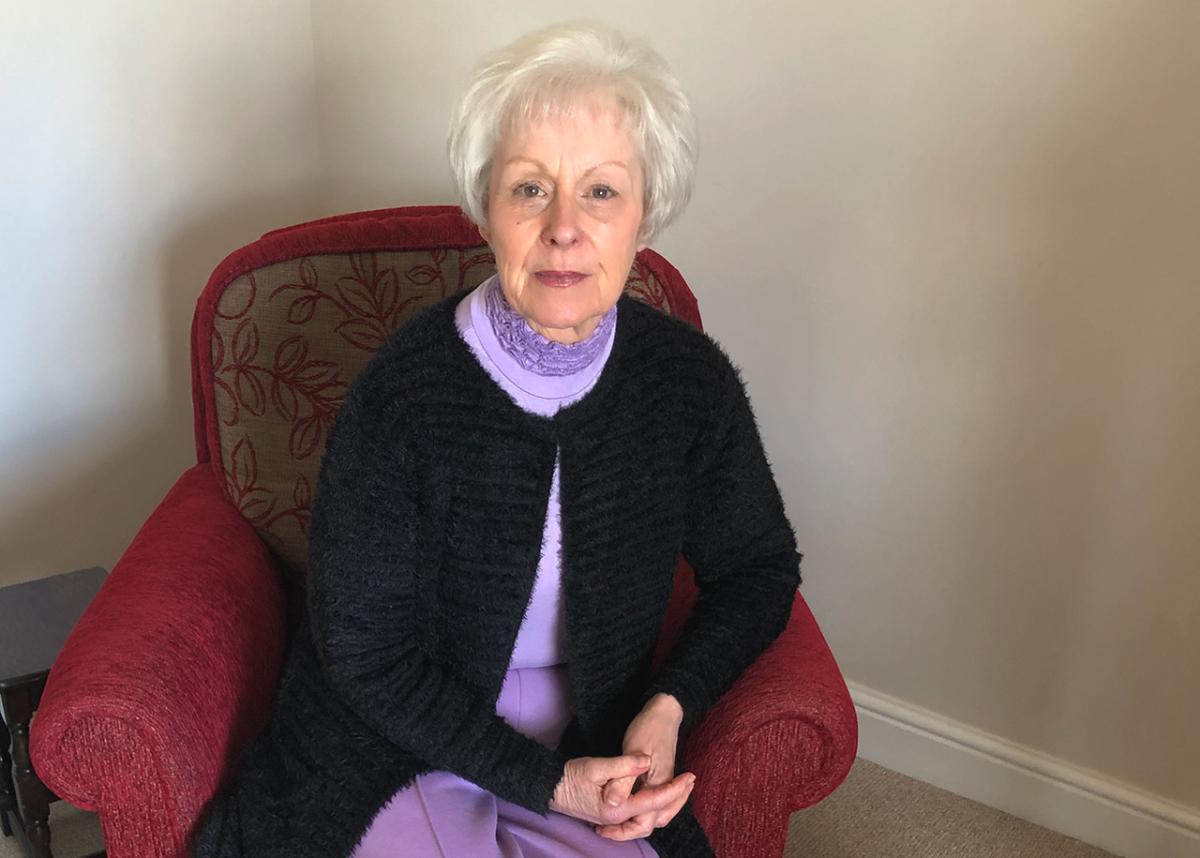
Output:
top-left (315, 0), bottom-right (1200, 812)
top-left (0, 3), bottom-right (322, 587)
top-left (4, 0), bottom-right (1197, 820)
top-left (311, 0), bottom-right (1199, 809)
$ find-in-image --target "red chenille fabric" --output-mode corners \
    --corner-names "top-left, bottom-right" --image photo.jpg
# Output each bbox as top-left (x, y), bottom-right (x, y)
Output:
top-left (29, 206), bottom-right (856, 858)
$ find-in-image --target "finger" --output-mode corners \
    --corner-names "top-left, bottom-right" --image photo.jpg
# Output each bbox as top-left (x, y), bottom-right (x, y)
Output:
top-left (620, 773), bottom-right (695, 819)
top-left (601, 754), bottom-right (652, 782)
top-left (603, 774), bottom-right (638, 807)
top-left (595, 811), bottom-right (655, 841)
top-left (641, 763), bottom-right (673, 788)
top-left (655, 780), bottom-right (693, 827)
top-left (633, 776), bottom-right (693, 834)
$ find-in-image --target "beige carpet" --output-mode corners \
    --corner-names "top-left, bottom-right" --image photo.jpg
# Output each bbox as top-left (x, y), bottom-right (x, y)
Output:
top-left (786, 757), bottom-right (1118, 857)
top-left (0, 797), bottom-right (103, 858)
top-left (1, 757), bottom-right (1120, 857)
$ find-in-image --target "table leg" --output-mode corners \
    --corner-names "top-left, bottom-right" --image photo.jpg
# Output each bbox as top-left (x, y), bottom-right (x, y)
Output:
top-left (5, 686), bottom-right (54, 858)
top-left (1, 713), bottom-right (14, 837)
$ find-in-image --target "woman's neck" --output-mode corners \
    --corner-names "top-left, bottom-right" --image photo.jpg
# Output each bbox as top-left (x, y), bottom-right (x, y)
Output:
top-left (484, 277), bottom-right (617, 377)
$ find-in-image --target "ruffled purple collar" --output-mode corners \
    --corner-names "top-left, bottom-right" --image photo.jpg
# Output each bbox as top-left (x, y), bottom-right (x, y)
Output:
top-left (483, 276), bottom-right (617, 377)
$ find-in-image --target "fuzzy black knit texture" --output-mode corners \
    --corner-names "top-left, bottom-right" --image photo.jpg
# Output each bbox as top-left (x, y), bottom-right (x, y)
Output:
top-left (190, 287), bottom-right (802, 858)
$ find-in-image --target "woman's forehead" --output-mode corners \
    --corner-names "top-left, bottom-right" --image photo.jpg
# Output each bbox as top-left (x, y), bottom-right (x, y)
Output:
top-left (494, 124), bottom-right (639, 179)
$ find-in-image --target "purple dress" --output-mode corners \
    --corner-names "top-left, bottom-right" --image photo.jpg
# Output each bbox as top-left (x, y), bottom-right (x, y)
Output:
top-left (350, 276), bottom-right (659, 858)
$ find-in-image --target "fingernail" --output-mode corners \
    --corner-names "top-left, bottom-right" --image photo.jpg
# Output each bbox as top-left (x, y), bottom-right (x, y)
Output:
top-left (607, 797), bottom-right (620, 806)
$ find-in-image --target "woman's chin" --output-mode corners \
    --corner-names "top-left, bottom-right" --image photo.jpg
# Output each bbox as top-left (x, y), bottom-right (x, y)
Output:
top-left (521, 300), bottom-right (589, 334)
top-left (527, 312), bottom-right (600, 343)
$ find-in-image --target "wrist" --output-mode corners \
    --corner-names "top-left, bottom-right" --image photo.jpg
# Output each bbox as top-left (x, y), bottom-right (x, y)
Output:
top-left (647, 692), bottom-right (684, 724)
top-left (549, 760), bottom-right (569, 812)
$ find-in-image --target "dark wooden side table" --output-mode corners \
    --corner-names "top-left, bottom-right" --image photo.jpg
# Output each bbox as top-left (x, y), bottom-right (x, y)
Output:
top-left (0, 566), bottom-right (107, 858)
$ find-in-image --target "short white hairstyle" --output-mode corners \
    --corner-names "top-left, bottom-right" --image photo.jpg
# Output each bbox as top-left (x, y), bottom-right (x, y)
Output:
top-left (447, 20), bottom-right (698, 247)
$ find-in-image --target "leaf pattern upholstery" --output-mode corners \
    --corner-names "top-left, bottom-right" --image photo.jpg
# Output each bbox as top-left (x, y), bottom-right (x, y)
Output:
top-left (198, 208), bottom-right (699, 609)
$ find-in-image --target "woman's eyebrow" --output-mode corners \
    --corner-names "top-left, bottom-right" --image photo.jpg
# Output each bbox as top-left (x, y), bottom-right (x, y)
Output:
top-left (503, 157), bottom-right (628, 175)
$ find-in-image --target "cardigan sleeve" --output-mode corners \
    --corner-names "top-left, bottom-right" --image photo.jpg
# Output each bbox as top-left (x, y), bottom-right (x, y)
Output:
top-left (639, 356), bottom-right (803, 742)
top-left (305, 356), bottom-right (568, 817)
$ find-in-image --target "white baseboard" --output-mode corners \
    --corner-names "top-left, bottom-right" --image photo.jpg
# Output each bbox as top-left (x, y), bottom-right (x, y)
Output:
top-left (847, 680), bottom-right (1200, 858)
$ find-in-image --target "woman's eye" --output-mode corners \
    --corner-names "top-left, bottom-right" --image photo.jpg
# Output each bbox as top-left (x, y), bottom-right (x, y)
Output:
top-left (590, 185), bottom-right (617, 200)
top-left (515, 183), bottom-right (545, 199)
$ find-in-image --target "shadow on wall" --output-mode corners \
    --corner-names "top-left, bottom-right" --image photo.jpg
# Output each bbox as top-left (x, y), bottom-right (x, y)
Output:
top-left (0, 187), bottom-right (321, 587)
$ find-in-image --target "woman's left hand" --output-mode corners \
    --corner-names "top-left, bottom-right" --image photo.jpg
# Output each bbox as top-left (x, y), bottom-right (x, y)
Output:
top-left (594, 693), bottom-right (691, 840)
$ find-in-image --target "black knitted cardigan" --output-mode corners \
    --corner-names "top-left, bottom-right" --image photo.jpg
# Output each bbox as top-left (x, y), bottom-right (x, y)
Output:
top-left (191, 286), bottom-right (803, 858)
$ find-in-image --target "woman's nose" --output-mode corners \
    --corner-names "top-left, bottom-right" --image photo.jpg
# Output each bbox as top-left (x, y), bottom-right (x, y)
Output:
top-left (542, 193), bottom-right (580, 248)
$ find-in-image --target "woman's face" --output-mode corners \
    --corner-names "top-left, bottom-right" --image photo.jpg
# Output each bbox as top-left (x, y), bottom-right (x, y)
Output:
top-left (480, 97), bottom-right (646, 344)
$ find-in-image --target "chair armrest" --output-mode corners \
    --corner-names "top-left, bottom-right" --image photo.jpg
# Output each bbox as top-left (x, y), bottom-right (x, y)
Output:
top-left (30, 462), bottom-right (288, 858)
top-left (681, 590), bottom-right (858, 858)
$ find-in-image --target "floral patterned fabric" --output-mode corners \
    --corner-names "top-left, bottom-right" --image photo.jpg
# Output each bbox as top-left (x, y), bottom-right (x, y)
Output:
top-left (204, 234), bottom-right (691, 614)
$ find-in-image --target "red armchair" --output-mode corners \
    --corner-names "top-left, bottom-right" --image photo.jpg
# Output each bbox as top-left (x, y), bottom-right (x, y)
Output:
top-left (29, 206), bottom-right (857, 857)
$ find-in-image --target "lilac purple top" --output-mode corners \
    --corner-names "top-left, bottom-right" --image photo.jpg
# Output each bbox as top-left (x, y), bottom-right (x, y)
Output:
top-left (350, 275), bottom-right (658, 857)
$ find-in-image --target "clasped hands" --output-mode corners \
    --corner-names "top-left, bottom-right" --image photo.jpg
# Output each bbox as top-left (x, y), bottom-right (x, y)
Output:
top-left (549, 693), bottom-right (695, 841)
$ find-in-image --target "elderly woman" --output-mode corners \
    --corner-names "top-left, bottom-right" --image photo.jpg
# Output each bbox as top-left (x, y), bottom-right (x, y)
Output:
top-left (192, 20), bottom-right (801, 858)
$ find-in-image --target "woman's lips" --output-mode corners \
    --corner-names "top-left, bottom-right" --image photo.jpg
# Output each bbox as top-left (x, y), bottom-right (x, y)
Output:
top-left (534, 271), bottom-right (588, 288)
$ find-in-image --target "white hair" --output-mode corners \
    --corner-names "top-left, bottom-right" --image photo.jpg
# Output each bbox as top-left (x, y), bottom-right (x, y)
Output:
top-left (446, 20), bottom-right (699, 247)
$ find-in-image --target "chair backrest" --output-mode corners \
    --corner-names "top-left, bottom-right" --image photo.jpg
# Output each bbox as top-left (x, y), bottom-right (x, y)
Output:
top-left (190, 206), bottom-right (703, 615)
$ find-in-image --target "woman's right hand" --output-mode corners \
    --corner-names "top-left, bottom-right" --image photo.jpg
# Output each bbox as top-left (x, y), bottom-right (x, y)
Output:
top-left (549, 755), bottom-right (696, 831)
